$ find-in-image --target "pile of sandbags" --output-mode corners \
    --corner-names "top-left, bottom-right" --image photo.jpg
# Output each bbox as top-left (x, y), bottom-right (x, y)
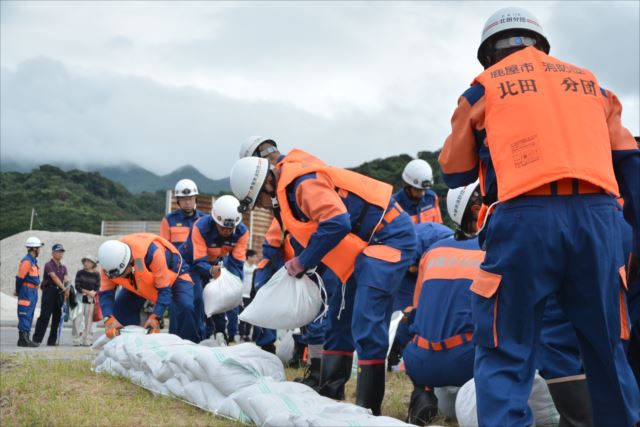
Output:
top-left (94, 328), bottom-right (411, 426)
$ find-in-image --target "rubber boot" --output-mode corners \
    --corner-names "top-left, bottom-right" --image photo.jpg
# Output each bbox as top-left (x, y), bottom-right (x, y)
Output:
top-left (547, 379), bottom-right (594, 427)
top-left (318, 354), bottom-right (353, 400)
top-left (17, 331), bottom-right (38, 347)
top-left (355, 363), bottom-right (386, 416)
top-left (294, 358), bottom-right (322, 389)
top-left (261, 343), bottom-right (276, 354)
top-left (407, 386), bottom-right (439, 425)
top-left (387, 340), bottom-right (402, 372)
top-left (287, 341), bottom-right (306, 368)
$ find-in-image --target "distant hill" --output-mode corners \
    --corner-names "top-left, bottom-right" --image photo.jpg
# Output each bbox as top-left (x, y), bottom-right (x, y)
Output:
top-left (0, 160), bottom-right (229, 194)
top-left (0, 150), bottom-right (452, 239)
top-left (0, 165), bottom-right (166, 240)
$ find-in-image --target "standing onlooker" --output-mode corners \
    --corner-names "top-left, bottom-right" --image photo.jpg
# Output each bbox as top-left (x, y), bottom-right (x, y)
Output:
top-left (239, 249), bottom-right (259, 341)
top-left (74, 255), bottom-right (100, 346)
top-left (33, 243), bottom-right (70, 346)
top-left (15, 236), bottom-right (45, 347)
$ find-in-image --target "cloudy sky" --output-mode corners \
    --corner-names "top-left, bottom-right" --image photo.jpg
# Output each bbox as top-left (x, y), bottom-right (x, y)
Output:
top-left (1, 1), bottom-right (638, 178)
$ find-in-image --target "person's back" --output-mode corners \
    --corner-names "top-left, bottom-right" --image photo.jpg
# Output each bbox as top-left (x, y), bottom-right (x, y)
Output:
top-left (439, 7), bottom-right (640, 427)
top-left (410, 237), bottom-right (482, 344)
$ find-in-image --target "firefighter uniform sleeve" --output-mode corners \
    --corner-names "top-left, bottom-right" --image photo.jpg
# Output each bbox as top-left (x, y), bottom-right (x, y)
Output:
top-left (189, 224), bottom-right (213, 278)
top-left (439, 88), bottom-right (484, 188)
top-left (225, 230), bottom-right (248, 280)
top-left (294, 173), bottom-right (352, 269)
top-left (148, 245), bottom-right (174, 317)
top-left (15, 259), bottom-right (31, 294)
top-left (99, 270), bottom-right (117, 318)
top-left (160, 217), bottom-right (171, 241)
top-left (605, 89), bottom-right (640, 254)
top-left (434, 194), bottom-right (443, 224)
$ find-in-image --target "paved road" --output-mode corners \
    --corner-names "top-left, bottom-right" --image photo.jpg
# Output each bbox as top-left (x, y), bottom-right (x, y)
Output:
top-left (0, 326), bottom-right (97, 358)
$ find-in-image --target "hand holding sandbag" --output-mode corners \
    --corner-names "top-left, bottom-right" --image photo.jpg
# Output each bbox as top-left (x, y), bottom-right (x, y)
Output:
top-left (203, 268), bottom-right (243, 316)
top-left (239, 267), bottom-right (326, 329)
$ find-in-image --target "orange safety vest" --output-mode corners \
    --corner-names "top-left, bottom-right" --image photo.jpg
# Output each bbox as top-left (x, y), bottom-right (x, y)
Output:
top-left (264, 218), bottom-right (296, 262)
top-left (474, 46), bottom-right (619, 201)
top-left (277, 149), bottom-right (393, 282)
top-left (110, 233), bottom-right (181, 303)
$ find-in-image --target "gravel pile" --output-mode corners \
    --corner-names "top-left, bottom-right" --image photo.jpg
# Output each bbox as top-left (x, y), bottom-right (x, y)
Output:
top-left (1, 230), bottom-right (114, 299)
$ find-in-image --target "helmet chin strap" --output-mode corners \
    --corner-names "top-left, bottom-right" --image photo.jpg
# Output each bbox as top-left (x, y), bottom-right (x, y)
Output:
top-left (265, 169), bottom-right (284, 229)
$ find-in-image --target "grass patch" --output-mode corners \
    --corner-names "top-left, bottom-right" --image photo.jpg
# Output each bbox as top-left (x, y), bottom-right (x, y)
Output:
top-left (2, 353), bottom-right (457, 426)
top-left (0, 353), bottom-right (239, 427)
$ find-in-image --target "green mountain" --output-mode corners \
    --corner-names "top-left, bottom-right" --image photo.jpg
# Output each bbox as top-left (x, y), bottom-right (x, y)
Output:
top-left (0, 165), bottom-right (166, 240)
top-left (0, 150), bottom-right (451, 240)
top-left (0, 160), bottom-right (229, 194)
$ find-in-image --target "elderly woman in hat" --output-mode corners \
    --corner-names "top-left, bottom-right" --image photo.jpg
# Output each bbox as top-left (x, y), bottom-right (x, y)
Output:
top-left (74, 255), bottom-right (100, 346)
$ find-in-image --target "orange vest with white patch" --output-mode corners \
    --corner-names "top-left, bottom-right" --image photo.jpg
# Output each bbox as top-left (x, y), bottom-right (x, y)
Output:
top-left (111, 233), bottom-right (181, 302)
top-left (277, 149), bottom-right (392, 282)
top-left (474, 47), bottom-right (619, 201)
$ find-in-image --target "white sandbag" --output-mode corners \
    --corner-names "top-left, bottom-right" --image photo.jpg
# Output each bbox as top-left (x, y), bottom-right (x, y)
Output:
top-left (455, 374), bottom-right (559, 427)
top-left (229, 379), bottom-right (319, 425)
top-left (184, 381), bottom-right (207, 409)
top-left (434, 386), bottom-right (459, 420)
top-left (216, 396), bottom-right (252, 424)
top-left (199, 337), bottom-right (221, 347)
top-left (203, 268), bottom-right (243, 316)
top-left (194, 343), bottom-right (285, 396)
top-left (276, 330), bottom-right (295, 364)
top-left (240, 267), bottom-right (324, 329)
top-left (92, 325), bottom-right (148, 350)
top-left (165, 377), bottom-right (187, 399)
top-left (201, 382), bottom-right (226, 412)
top-left (387, 311), bottom-right (403, 360)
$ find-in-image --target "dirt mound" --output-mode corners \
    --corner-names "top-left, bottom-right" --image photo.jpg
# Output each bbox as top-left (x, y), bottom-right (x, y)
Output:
top-left (1, 230), bottom-right (114, 299)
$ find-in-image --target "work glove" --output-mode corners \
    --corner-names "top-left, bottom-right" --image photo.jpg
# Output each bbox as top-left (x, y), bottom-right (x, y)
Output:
top-left (284, 257), bottom-right (305, 278)
top-left (144, 314), bottom-right (161, 334)
top-left (104, 315), bottom-right (123, 339)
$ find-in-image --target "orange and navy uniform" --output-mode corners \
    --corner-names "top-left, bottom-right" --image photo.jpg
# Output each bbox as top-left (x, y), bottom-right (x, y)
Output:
top-left (393, 188), bottom-right (443, 224)
top-left (254, 218), bottom-right (294, 289)
top-left (276, 149), bottom-right (397, 282)
top-left (410, 237), bottom-right (484, 347)
top-left (160, 209), bottom-right (207, 248)
top-left (439, 47), bottom-right (640, 427)
top-left (15, 253), bottom-right (40, 294)
top-left (100, 234), bottom-right (188, 319)
top-left (439, 46), bottom-right (640, 253)
top-left (180, 216), bottom-right (248, 281)
top-left (15, 253), bottom-right (41, 332)
top-left (402, 236), bottom-right (483, 387)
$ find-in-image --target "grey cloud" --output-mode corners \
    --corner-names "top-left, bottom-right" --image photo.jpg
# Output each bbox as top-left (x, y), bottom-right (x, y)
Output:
top-left (545, 2), bottom-right (639, 96)
top-left (1, 57), bottom-right (436, 177)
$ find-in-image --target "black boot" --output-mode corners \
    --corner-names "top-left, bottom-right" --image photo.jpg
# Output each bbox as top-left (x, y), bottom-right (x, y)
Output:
top-left (294, 358), bottom-right (322, 388)
top-left (318, 353), bottom-right (353, 400)
top-left (286, 341), bottom-right (306, 368)
top-left (387, 340), bottom-right (402, 372)
top-left (261, 343), bottom-right (276, 354)
top-left (547, 379), bottom-right (593, 427)
top-left (407, 386), bottom-right (438, 425)
top-left (17, 331), bottom-right (38, 347)
top-left (355, 363), bottom-right (386, 416)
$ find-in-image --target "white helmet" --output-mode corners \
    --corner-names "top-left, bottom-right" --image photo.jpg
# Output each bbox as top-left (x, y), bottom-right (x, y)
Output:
top-left (402, 159), bottom-right (433, 190)
top-left (230, 157), bottom-right (270, 212)
top-left (212, 195), bottom-right (242, 229)
top-left (239, 136), bottom-right (277, 159)
top-left (25, 236), bottom-right (44, 248)
top-left (98, 240), bottom-right (132, 278)
top-left (478, 7), bottom-right (549, 67)
top-left (446, 180), bottom-right (480, 227)
top-left (174, 179), bottom-right (199, 197)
